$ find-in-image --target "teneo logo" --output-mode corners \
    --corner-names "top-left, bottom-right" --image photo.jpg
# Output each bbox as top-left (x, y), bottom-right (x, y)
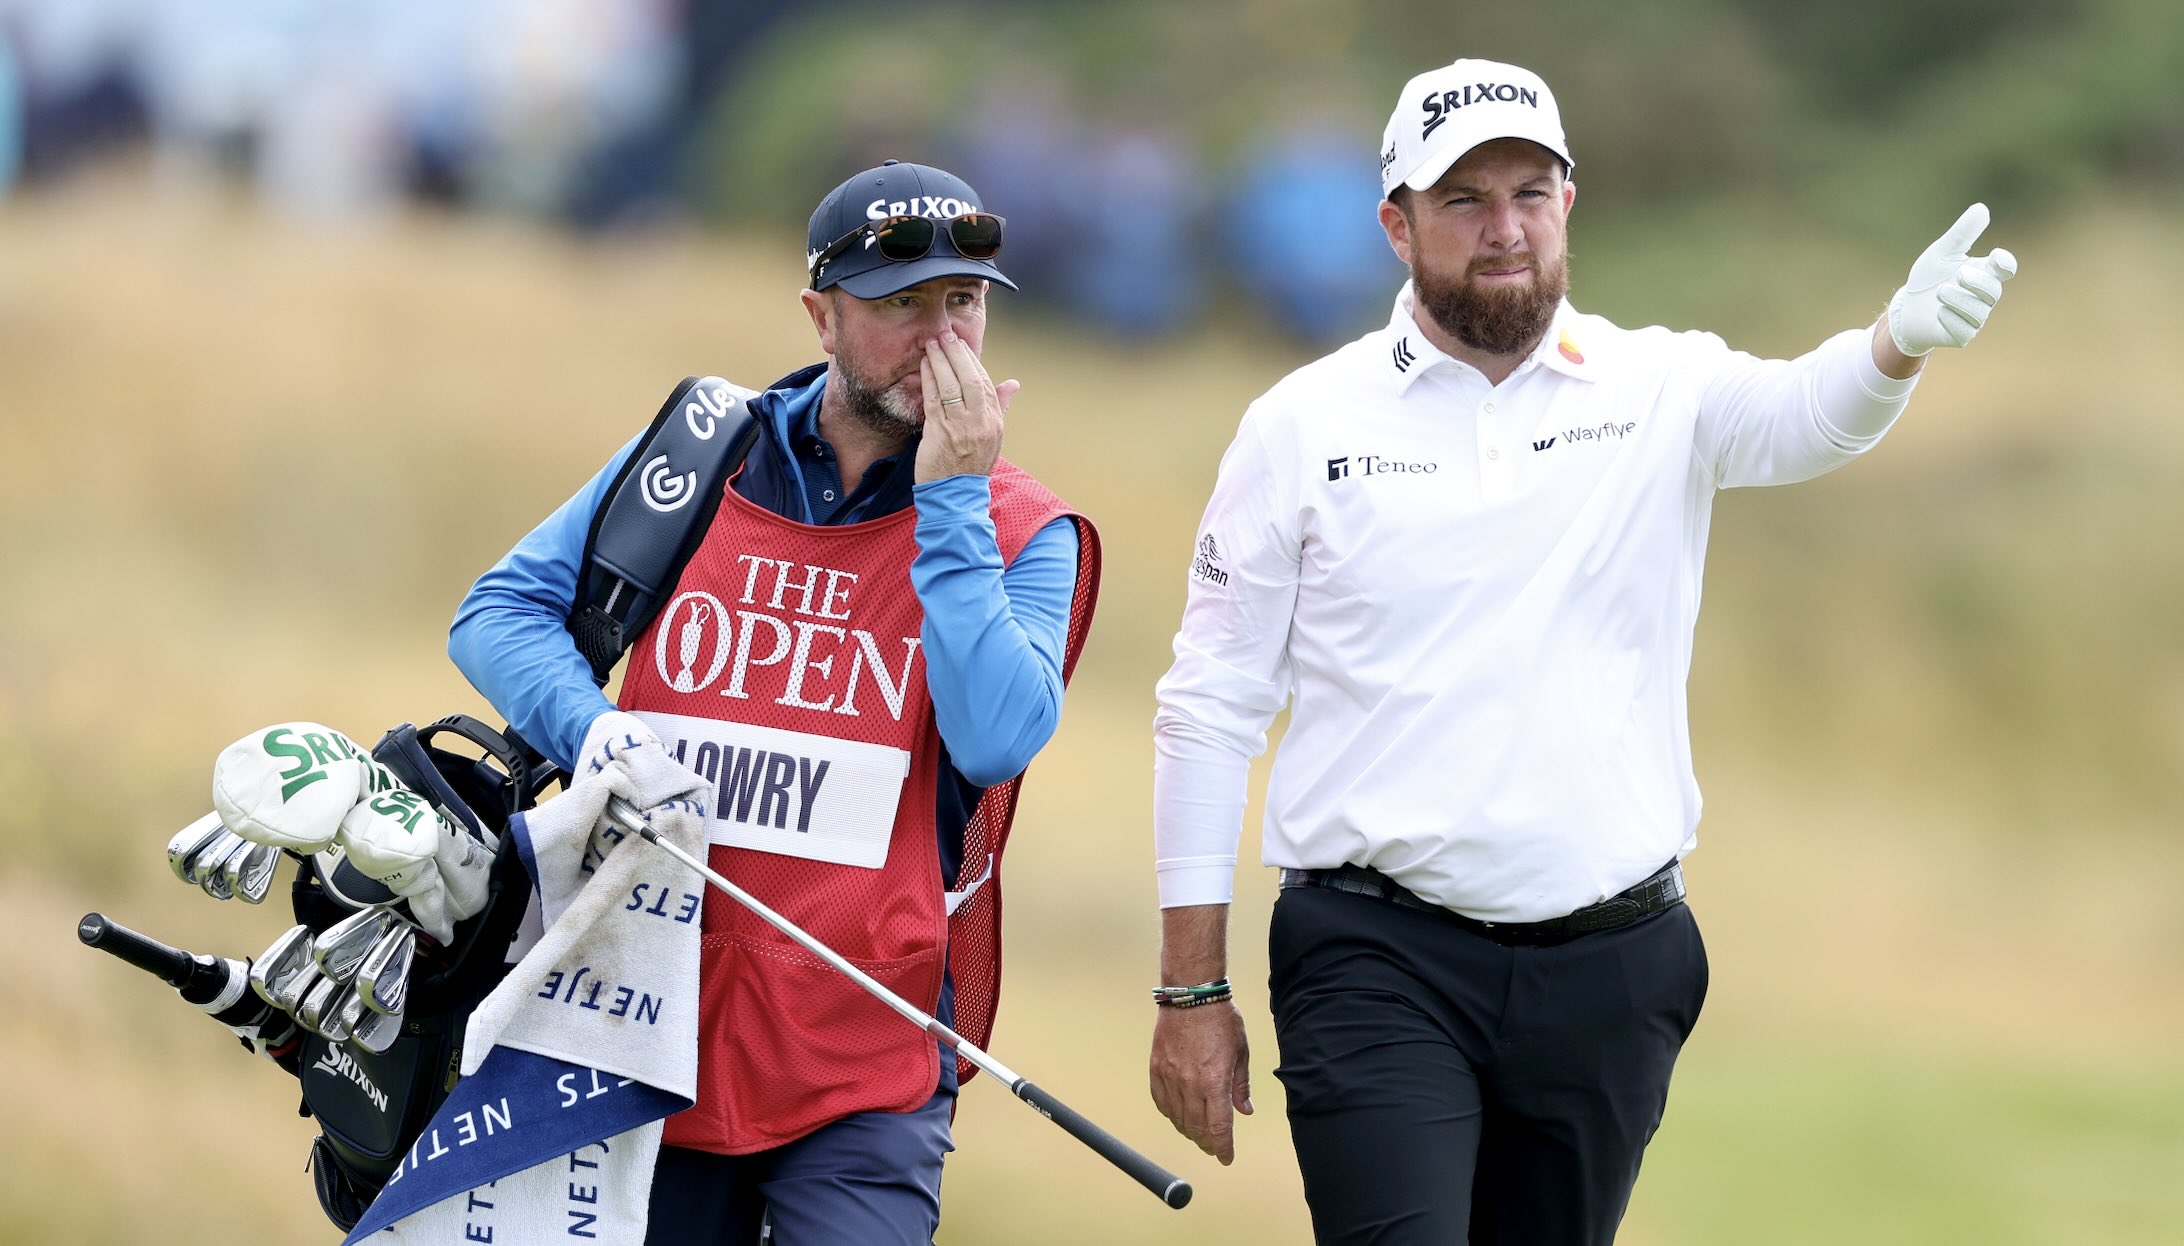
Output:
top-left (1191, 533), bottom-right (1229, 587)
top-left (310, 1046), bottom-right (391, 1114)
top-left (866, 195), bottom-right (979, 221)
top-left (1330, 454), bottom-right (1438, 480)
top-left (1391, 338), bottom-right (1418, 373)
top-left (1532, 436), bottom-right (1556, 452)
top-left (640, 453), bottom-right (697, 512)
top-left (1420, 82), bottom-right (1541, 138)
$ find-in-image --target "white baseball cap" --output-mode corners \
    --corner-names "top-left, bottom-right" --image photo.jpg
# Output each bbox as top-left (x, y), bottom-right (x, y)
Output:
top-left (1379, 59), bottom-right (1572, 197)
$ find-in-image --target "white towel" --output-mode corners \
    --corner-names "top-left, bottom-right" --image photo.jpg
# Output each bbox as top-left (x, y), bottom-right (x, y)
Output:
top-left (344, 726), bottom-right (709, 1245)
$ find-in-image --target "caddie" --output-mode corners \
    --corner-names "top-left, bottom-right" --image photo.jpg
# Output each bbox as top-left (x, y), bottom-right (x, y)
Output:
top-left (1146, 57), bottom-right (2016, 1245)
top-left (451, 159), bottom-right (1100, 1245)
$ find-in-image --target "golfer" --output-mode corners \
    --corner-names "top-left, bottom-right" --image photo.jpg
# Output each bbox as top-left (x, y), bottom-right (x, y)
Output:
top-left (1145, 57), bottom-right (2015, 1244)
top-left (453, 159), bottom-right (1100, 1244)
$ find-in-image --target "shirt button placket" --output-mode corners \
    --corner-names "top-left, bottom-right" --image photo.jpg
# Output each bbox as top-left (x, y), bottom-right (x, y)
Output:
top-left (1480, 398), bottom-right (1512, 502)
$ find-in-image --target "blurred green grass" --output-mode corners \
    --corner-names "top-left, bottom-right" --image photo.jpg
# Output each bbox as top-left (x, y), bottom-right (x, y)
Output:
top-left (1, 175), bottom-right (2179, 1243)
top-left (1639, 1036), bottom-right (2184, 1246)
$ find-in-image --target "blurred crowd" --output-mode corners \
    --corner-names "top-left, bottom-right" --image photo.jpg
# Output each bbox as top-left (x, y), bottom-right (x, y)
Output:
top-left (934, 92), bottom-right (1397, 342)
top-left (0, 0), bottom-right (1401, 343)
top-left (0, 0), bottom-right (687, 217)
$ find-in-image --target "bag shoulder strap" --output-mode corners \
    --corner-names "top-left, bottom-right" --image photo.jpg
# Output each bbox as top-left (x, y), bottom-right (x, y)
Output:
top-left (570, 375), bottom-right (761, 686)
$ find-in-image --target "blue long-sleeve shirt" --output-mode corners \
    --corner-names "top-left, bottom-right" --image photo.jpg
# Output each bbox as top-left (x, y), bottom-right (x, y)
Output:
top-left (450, 366), bottom-right (1081, 880)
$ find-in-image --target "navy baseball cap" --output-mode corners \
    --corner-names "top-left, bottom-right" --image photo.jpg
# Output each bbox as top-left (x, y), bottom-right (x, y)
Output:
top-left (805, 159), bottom-right (1017, 298)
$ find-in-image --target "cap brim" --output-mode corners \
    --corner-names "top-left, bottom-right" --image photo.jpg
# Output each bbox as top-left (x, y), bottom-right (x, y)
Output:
top-left (1396, 136), bottom-right (1573, 194)
top-left (1399, 146), bottom-right (1467, 194)
top-left (830, 254), bottom-right (1018, 299)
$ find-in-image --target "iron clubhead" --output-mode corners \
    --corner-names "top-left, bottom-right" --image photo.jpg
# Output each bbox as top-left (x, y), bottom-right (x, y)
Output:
top-left (195, 833), bottom-right (250, 900)
top-left (230, 841), bottom-right (283, 905)
top-left (337, 981), bottom-right (372, 1032)
top-left (249, 924), bottom-right (317, 1009)
top-left (296, 975), bottom-right (342, 1036)
top-left (166, 813), bottom-right (229, 884)
top-left (314, 907), bottom-right (399, 982)
top-left (355, 924), bottom-right (417, 1015)
top-left (275, 961), bottom-right (324, 1017)
top-left (348, 1001), bottom-right (404, 1054)
top-left (315, 985), bottom-right (356, 1043)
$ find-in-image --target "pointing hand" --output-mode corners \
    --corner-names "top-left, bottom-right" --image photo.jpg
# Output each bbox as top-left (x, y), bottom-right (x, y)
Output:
top-left (1886, 203), bottom-right (2018, 356)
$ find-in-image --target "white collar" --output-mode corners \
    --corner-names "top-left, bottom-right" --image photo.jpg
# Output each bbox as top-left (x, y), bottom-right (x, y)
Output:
top-left (1384, 281), bottom-right (1595, 392)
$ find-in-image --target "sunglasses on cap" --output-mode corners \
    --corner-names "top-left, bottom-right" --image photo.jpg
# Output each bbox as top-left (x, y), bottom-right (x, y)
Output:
top-left (808, 212), bottom-right (1006, 288)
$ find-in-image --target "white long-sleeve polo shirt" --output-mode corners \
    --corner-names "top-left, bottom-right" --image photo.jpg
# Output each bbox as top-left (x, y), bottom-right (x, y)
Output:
top-left (1153, 284), bottom-right (1920, 922)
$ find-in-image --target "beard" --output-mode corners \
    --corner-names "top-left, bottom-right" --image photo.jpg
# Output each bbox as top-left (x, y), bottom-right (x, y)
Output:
top-left (829, 353), bottom-right (922, 442)
top-left (1413, 248), bottom-right (1570, 357)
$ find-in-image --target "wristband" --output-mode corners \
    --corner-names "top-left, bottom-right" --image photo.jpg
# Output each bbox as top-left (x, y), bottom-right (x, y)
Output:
top-left (1152, 977), bottom-right (1232, 1008)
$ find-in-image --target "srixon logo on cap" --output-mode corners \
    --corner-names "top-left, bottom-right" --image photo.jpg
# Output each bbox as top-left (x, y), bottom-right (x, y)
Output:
top-left (1420, 83), bottom-right (1541, 138)
top-left (866, 195), bottom-right (979, 221)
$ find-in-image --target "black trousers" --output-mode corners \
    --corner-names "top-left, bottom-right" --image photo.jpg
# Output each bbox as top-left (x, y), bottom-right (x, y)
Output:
top-left (1268, 885), bottom-right (1708, 1245)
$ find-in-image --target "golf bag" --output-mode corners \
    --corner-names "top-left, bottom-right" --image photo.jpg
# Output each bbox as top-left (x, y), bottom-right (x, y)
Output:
top-left (295, 714), bottom-right (555, 1229)
top-left (300, 375), bottom-right (756, 1229)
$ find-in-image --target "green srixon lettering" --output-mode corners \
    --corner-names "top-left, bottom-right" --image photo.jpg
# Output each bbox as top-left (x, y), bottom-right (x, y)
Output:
top-left (263, 728), bottom-right (328, 801)
top-left (370, 791), bottom-right (427, 833)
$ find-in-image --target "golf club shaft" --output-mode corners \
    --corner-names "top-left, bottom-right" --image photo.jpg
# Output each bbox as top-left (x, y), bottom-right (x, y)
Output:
top-left (602, 796), bottom-right (1193, 1209)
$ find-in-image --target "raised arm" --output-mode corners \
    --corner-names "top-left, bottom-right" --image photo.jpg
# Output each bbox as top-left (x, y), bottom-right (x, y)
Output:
top-left (912, 486), bottom-right (1080, 785)
top-left (1696, 202), bottom-right (2017, 489)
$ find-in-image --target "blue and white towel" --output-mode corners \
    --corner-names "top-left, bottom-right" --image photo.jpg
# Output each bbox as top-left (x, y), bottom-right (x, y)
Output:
top-left (345, 730), bottom-right (709, 1245)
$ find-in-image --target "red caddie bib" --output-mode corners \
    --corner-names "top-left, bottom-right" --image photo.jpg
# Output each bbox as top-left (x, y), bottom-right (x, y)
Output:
top-left (619, 459), bottom-right (1099, 1154)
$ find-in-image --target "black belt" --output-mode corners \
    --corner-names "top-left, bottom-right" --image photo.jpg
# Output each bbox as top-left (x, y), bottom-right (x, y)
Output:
top-left (1278, 860), bottom-right (1686, 946)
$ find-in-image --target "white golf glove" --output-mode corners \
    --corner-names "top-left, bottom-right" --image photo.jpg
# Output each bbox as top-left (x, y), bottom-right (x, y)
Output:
top-left (338, 787), bottom-right (493, 944)
top-left (1886, 202), bottom-right (2018, 357)
top-left (211, 722), bottom-right (374, 853)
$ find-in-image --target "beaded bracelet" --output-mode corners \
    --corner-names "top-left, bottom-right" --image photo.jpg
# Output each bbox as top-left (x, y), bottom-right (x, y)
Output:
top-left (1152, 977), bottom-right (1233, 1008)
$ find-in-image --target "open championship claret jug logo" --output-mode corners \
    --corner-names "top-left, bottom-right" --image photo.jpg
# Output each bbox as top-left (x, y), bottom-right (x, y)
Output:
top-left (642, 553), bottom-right (920, 867)
top-left (650, 555), bottom-right (924, 722)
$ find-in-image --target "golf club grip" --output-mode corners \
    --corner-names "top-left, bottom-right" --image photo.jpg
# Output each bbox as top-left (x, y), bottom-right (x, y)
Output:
top-left (78, 912), bottom-right (197, 988)
top-left (1014, 1079), bottom-right (1193, 1209)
